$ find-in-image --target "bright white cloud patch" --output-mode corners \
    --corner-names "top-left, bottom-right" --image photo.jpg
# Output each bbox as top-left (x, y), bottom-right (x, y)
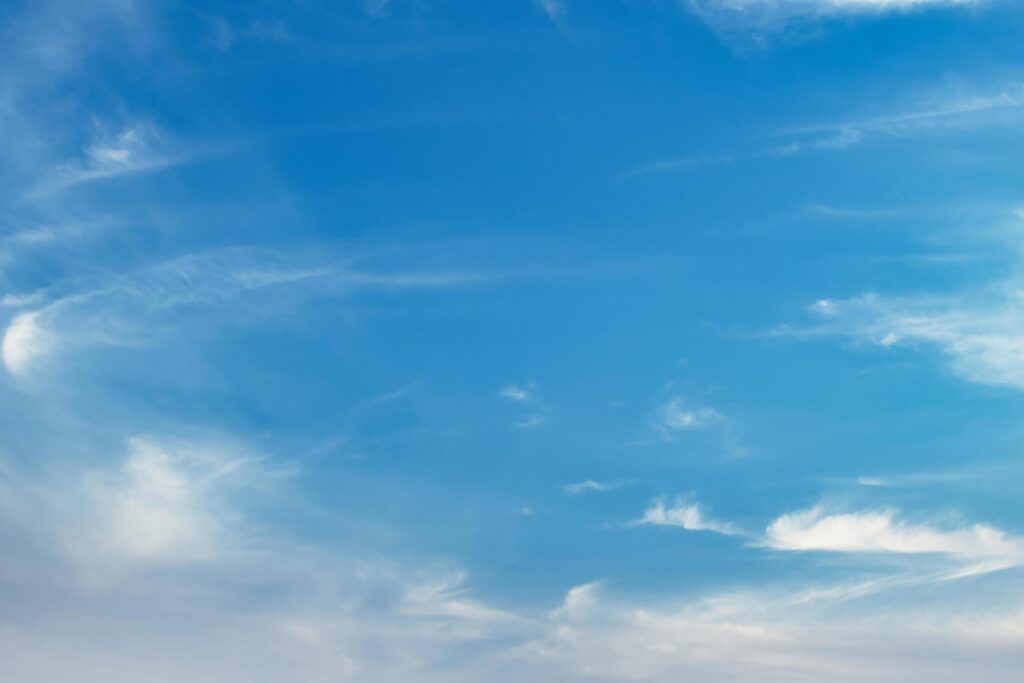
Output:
top-left (66, 437), bottom-right (255, 568)
top-left (551, 581), bottom-right (603, 621)
top-left (808, 290), bottom-right (1024, 390)
top-left (635, 498), bottom-right (739, 536)
top-left (1, 311), bottom-right (50, 376)
top-left (765, 506), bottom-right (1024, 560)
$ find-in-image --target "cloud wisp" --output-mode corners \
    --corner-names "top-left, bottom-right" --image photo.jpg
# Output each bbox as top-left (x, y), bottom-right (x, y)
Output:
top-left (4, 436), bottom-right (1024, 682)
top-left (684, 0), bottom-right (985, 43)
top-left (797, 288), bottom-right (1024, 391)
top-left (629, 83), bottom-right (1024, 176)
top-left (498, 382), bottom-right (552, 428)
top-left (0, 247), bottom-right (485, 378)
top-left (562, 479), bottom-right (633, 495)
top-left (36, 122), bottom-right (199, 195)
top-left (633, 497), bottom-right (740, 536)
top-left (655, 397), bottom-right (723, 437)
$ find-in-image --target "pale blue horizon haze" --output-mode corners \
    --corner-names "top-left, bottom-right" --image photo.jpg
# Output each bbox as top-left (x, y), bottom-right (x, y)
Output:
top-left (3, 1), bottom-right (1024, 681)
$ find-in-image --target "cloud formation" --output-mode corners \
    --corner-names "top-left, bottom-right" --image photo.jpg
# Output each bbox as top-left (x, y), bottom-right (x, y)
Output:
top-left (765, 506), bottom-right (1024, 560)
top-left (807, 287), bottom-right (1024, 390)
top-left (634, 497), bottom-right (740, 535)
top-left (562, 479), bottom-right (632, 495)
top-left (1, 311), bottom-right (49, 376)
top-left (499, 382), bottom-right (551, 428)
top-left (685, 0), bottom-right (983, 40)
top-left (0, 248), bottom-right (482, 378)
top-left (656, 397), bottom-right (723, 436)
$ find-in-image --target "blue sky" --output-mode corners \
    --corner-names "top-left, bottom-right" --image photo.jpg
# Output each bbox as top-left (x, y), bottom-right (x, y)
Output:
top-left (3, 0), bottom-right (1024, 680)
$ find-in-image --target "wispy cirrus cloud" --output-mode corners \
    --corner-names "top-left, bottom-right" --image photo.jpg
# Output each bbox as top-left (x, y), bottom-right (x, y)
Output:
top-left (684, 0), bottom-right (985, 43)
top-left (655, 397), bottom-right (723, 437)
top-left (767, 203), bottom-right (1024, 391)
top-left (35, 121), bottom-right (203, 196)
top-left (499, 383), bottom-right (535, 402)
top-left (499, 382), bottom-right (552, 428)
top-left (399, 570), bottom-right (520, 624)
top-left (562, 479), bottom-right (633, 495)
top-left (798, 289), bottom-right (1024, 390)
top-left (633, 497), bottom-right (740, 536)
top-left (629, 83), bottom-right (1024, 176)
top-left (0, 247), bottom-right (485, 378)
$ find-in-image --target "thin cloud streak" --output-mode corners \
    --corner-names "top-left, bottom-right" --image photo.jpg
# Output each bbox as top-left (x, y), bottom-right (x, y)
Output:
top-left (1, 247), bottom-right (489, 377)
top-left (685, 0), bottom-right (986, 43)
top-left (562, 479), bottom-right (633, 495)
top-left (633, 497), bottom-right (740, 536)
top-left (628, 83), bottom-right (1024, 176)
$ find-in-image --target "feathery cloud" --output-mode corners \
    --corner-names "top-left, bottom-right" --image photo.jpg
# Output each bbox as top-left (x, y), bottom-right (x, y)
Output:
top-left (805, 288), bottom-right (1024, 391)
top-left (634, 497), bottom-right (740, 536)
top-left (629, 83), bottom-right (1024, 176)
top-left (562, 479), bottom-right (632, 495)
top-left (499, 384), bottom-right (534, 402)
top-left (499, 382), bottom-right (551, 428)
top-left (685, 0), bottom-right (984, 42)
top-left (656, 397), bottom-right (723, 437)
top-left (0, 248), bottom-right (484, 378)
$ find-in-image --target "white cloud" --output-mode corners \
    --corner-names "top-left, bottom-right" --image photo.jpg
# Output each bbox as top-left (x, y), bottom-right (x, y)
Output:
top-left (4, 436), bottom-right (277, 583)
top-left (0, 248), bottom-right (484, 379)
top-left (535, 0), bottom-right (567, 22)
top-left (562, 479), bottom-right (632, 495)
top-left (38, 121), bottom-right (200, 195)
top-left (857, 476), bottom-right (893, 487)
top-left (685, 0), bottom-right (983, 40)
top-left (499, 384), bottom-right (533, 402)
top-left (656, 397), bottom-right (722, 435)
top-left (400, 571), bottom-right (519, 624)
top-left (805, 289), bottom-right (1024, 391)
top-left (634, 497), bottom-right (740, 536)
top-left (0, 433), bottom-right (536, 681)
top-left (516, 567), bottom-right (1024, 683)
top-left (769, 126), bottom-right (864, 156)
top-left (629, 83), bottom-right (1024, 176)
top-left (765, 506), bottom-right (1024, 561)
top-left (5, 437), bottom-right (1024, 681)
top-left (68, 438), bottom-right (233, 566)
top-left (500, 382), bottom-right (552, 428)
top-left (515, 413), bottom-right (548, 429)
top-left (550, 581), bottom-right (603, 621)
top-left (1, 311), bottom-right (50, 376)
